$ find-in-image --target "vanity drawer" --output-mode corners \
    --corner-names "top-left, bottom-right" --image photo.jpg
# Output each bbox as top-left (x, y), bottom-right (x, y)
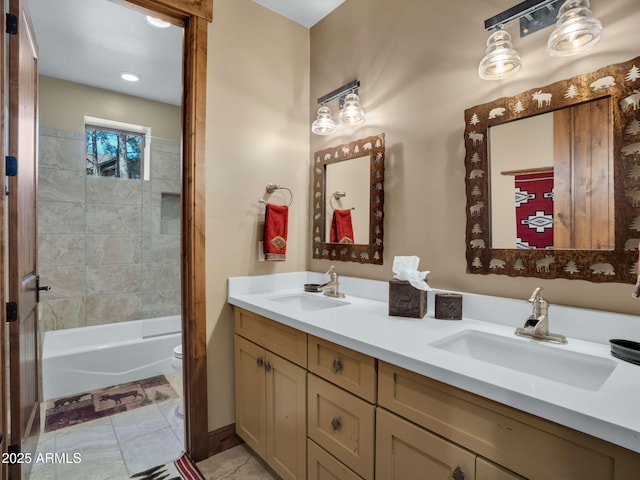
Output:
top-left (308, 439), bottom-right (364, 480)
top-left (308, 336), bottom-right (377, 402)
top-left (476, 457), bottom-right (526, 480)
top-left (308, 374), bottom-right (375, 479)
top-left (234, 308), bottom-right (307, 368)
top-left (378, 361), bottom-right (631, 480)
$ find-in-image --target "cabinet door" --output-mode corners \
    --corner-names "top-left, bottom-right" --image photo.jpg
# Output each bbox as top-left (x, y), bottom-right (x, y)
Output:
top-left (266, 351), bottom-right (307, 480)
top-left (376, 408), bottom-right (476, 480)
top-left (476, 457), bottom-right (526, 480)
top-left (234, 335), bottom-right (267, 457)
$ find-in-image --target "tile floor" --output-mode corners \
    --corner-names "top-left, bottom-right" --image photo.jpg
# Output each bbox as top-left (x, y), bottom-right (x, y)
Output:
top-left (29, 374), bottom-right (184, 480)
top-left (196, 445), bottom-right (277, 480)
top-left (29, 398), bottom-right (184, 480)
top-left (29, 372), bottom-right (277, 480)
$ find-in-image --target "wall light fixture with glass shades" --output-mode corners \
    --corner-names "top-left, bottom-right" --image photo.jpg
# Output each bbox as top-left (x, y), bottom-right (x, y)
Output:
top-left (311, 80), bottom-right (365, 136)
top-left (479, 0), bottom-right (603, 80)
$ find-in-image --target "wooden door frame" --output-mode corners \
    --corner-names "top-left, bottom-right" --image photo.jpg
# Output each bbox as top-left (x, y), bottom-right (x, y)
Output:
top-left (1, 0), bottom-right (211, 465)
top-left (1, 1), bottom-right (8, 478)
top-left (117, 0), bottom-right (211, 461)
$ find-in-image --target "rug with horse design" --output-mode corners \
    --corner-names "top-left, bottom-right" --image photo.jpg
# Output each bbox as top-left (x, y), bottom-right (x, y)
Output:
top-left (44, 375), bottom-right (178, 432)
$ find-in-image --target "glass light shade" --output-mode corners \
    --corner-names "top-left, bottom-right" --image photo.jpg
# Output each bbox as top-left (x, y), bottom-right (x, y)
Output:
top-left (478, 30), bottom-right (522, 80)
top-left (146, 16), bottom-right (171, 28)
top-left (338, 93), bottom-right (365, 125)
top-left (311, 105), bottom-right (336, 136)
top-left (120, 72), bottom-right (141, 82)
top-left (547, 0), bottom-right (602, 57)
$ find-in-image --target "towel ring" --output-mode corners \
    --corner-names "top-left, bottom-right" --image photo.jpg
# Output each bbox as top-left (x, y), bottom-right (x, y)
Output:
top-left (330, 191), bottom-right (355, 211)
top-left (259, 183), bottom-right (293, 207)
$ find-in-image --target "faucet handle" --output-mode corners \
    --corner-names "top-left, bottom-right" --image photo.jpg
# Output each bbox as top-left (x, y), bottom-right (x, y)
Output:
top-left (528, 287), bottom-right (544, 303)
top-left (325, 265), bottom-right (336, 276)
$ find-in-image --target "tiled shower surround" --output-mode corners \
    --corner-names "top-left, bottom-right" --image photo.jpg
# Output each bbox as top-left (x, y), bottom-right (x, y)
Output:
top-left (37, 127), bottom-right (181, 332)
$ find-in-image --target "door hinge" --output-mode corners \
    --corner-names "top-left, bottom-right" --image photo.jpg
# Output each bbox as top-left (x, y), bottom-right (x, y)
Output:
top-left (7, 444), bottom-right (19, 455)
top-left (5, 156), bottom-right (17, 177)
top-left (5, 13), bottom-right (17, 35)
top-left (5, 302), bottom-right (17, 323)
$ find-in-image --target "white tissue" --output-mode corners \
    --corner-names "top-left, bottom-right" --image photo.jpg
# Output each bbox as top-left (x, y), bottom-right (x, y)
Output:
top-left (392, 256), bottom-right (431, 291)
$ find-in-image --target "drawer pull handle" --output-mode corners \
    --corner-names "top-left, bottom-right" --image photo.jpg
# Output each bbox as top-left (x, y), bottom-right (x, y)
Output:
top-left (265, 361), bottom-right (272, 372)
top-left (452, 466), bottom-right (465, 480)
top-left (331, 358), bottom-right (342, 373)
top-left (256, 357), bottom-right (264, 368)
top-left (330, 417), bottom-right (342, 431)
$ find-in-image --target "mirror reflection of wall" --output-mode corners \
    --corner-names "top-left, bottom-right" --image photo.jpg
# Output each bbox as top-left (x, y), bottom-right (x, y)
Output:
top-left (489, 97), bottom-right (613, 251)
top-left (324, 155), bottom-right (370, 243)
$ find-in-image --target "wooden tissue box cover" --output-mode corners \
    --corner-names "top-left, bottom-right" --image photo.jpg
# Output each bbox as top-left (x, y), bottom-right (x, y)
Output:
top-left (435, 293), bottom-right (463, 320)
top-left (388, 280), bottom-right (427, 318)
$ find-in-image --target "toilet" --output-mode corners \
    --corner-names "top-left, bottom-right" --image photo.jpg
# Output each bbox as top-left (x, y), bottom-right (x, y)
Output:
top-left (172, 344), bottom-right (184, 417)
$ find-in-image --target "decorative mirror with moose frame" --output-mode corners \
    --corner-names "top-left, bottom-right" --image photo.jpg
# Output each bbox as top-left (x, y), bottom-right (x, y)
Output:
top-left (464, 56), bottom-right (640, 283)
top-left (312, 133), bottom-right (385, 264)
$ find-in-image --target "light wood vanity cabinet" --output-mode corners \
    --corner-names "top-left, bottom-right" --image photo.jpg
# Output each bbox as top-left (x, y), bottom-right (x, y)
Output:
top-left (233, 307), bottom-right (640, 480)
top-left (234, 309), bottom-right (307, 480)
top-left (378, 361), bottom-right (640, 480)
top-left (307, 336), bottom-right (377, 480)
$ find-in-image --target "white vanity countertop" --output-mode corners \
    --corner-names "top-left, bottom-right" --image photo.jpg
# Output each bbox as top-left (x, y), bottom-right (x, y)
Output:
top-left (228, 272), bottom-right (640, 453)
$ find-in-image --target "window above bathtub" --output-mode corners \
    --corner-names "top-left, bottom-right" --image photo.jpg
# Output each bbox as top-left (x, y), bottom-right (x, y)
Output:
top-left (84, 116), bottom-right (151, 181)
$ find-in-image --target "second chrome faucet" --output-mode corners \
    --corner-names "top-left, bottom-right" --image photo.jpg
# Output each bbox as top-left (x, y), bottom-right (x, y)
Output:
top-left (515, 287), bottom-right (567, 344)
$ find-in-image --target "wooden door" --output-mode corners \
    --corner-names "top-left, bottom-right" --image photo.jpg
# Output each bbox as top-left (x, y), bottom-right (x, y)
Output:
top-left (265, 352), bottom-right (306, 480)
top-left (553, 97), bottom-right (613, 249)
top-left (376, 408), bottom-right (476, 480)
top-left (7, 0), bottom-right (40, 478)
top-left (234, 335), bottom-right (267, 456)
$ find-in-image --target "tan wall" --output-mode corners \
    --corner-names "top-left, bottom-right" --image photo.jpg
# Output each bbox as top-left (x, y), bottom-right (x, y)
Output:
top-left (310, 0), bottom-right (640, 314)
top-left (39, 75), bottom-right (181, 139)
top-left (205, 0), bottom-right (310, 430)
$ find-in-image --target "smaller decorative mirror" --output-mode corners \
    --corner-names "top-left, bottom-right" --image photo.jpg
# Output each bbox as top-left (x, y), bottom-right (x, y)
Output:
top-left (312, 133), bottom-right (385, 264)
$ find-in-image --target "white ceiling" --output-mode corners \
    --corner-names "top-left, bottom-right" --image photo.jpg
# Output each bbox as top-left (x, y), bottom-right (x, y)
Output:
top-left (29, 0), bottom-right (184, 106)
top-left (28, 0), bottom-right (342, 107)
top-left (252, 0), bottom-right (345, 28)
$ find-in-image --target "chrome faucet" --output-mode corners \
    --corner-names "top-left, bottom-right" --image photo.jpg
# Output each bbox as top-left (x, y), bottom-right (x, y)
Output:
top-left (515, 287), bottom-right (567, 344)
top-left (319, 266), bottom-right (345, 299)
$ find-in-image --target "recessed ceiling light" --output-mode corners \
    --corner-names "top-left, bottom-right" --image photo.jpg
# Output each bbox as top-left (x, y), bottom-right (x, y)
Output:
top-left (120, 72), bottom-right (141, 82)
top-left (146, 16), bottom-right (171, 28)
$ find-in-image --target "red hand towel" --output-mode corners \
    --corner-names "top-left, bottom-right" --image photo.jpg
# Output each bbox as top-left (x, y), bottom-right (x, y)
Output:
top-left (264, 204), bottom-right (288, 261)
top-left (330, 209), bottom-right (354, 244)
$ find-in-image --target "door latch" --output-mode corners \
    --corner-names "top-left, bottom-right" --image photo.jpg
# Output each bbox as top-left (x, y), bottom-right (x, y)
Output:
top-left (5, 13), bottom-right (18, 35)
top-left (36, 274), bottom-right (51, 303)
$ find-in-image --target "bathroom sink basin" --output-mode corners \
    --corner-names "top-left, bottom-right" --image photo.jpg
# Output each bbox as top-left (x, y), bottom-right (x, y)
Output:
top-left (268, 293), bottom-right (348, 311)
top-left (430, 330), bottom-right (617, 391)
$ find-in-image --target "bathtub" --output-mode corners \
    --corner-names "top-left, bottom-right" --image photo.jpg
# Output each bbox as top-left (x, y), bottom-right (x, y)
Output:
top-left (42, 315), bottom-right (182, 401)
